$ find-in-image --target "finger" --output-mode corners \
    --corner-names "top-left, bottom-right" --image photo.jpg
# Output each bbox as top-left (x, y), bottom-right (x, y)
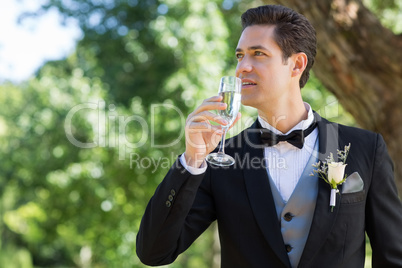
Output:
top-left (228, 112), bottom-right (242, 129)
top-left (193, 102), bottom-right (226, 115)
top-left (204, 95), bottom-right (223, 103)
top-left (207, 132), bottom-right (224, 149)
top-left (233, 112), bottom-right (242, 124)
top-left (186, 121), bottom-right (224, 133)
top-left (193, 96), bottom-right (226, 114)
top-left (185, 125), bottom-right (223, 149)
top-left (187, 111), bottom-right (228, 125)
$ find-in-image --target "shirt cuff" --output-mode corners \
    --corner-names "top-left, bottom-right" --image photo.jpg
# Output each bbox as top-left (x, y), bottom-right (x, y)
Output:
top-left (179, 153), bottom-right (207, 175)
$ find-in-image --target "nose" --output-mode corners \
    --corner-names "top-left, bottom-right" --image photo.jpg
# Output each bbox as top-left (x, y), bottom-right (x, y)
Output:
top-left (235, 57), bottom-right (253, 77)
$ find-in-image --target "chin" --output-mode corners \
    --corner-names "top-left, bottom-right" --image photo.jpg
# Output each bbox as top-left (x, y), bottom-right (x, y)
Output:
top-left (240, 98), bottom-right (250, 106)
top-left (241, 99), bottom-right (259, 110)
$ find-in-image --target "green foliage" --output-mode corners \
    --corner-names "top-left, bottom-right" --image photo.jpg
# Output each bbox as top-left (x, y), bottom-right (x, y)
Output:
top-left (364, 0), bottom-right (402, 33)
top-left (2, 0), bottom-right (244, 266)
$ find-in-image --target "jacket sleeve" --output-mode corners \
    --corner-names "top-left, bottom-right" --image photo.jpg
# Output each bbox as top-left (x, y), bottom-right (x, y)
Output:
top-left (136, 156), bottom-right (216, 266)
top-left (365, 134), bottom-right (402, 267)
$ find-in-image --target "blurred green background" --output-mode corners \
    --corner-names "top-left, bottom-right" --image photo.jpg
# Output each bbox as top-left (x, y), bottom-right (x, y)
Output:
top-left (0, 0), bottom-right (400, 267)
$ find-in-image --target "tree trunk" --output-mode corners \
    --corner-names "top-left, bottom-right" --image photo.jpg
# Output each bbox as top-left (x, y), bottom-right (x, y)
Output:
top-left (269, 0), bottom-right (402, 194)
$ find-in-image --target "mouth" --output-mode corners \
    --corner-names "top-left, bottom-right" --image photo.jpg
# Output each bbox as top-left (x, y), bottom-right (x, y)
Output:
top-left (241, 79), bottom-right (257, 88)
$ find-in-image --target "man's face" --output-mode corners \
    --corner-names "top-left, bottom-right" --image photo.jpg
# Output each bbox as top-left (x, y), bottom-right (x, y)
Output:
top-left (235, 25), bottom-right (294, 110)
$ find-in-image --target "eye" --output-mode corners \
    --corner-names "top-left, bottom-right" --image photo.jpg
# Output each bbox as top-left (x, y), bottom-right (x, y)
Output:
top-left (254, 51), bottom-right (265, 56)
top-left (235, 53), bottom-right (244, 60)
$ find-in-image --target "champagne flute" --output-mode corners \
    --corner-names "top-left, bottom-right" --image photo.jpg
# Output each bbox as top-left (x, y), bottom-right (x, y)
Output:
top-left (206, 76), bottom-right (242, 166)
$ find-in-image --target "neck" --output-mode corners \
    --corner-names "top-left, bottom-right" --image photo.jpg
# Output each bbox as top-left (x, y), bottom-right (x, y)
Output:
top-left (258, 97), bottom-right (308, 133)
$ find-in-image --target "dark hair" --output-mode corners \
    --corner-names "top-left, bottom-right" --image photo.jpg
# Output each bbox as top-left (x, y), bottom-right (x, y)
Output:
top-left (241, 5), bottom-right (316, 88)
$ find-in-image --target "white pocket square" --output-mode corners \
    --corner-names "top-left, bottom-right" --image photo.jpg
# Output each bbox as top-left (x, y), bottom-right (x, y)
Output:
top-left (341, 172), bottom-right (364, 194)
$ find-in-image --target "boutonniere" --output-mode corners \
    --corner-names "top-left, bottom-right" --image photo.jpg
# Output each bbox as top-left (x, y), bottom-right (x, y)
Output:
top-left (311, 143), bottom-right (351, 212)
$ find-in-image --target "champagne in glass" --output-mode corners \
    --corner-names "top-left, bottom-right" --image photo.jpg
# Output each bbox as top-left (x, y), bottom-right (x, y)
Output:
top-left (206, 76), bottom-right (242, 166)
top-left (218, 91), bottom-right (241, 125)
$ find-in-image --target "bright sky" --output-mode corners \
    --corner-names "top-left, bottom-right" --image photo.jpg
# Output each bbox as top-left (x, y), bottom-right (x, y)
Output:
top-left (0, 0), bottom-right (82, 82)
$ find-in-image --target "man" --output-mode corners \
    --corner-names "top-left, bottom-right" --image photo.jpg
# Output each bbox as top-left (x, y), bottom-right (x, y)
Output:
top-left (136, 5), bottom-right (402, 268)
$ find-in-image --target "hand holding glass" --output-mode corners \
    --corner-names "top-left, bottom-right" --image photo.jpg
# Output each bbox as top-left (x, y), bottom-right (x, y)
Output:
top-left (206, 76), bottom-right (241, 166)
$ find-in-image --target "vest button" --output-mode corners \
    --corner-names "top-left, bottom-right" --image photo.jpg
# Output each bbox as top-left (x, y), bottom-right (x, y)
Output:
top-left (284, 212), bottom-right (293, 222)
top-left (285, 244), bottom-right (293, 253)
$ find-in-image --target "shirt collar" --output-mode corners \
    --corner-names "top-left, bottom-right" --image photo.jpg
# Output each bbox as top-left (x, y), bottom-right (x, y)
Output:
top-left (258, 102), bottom-right (314, 135)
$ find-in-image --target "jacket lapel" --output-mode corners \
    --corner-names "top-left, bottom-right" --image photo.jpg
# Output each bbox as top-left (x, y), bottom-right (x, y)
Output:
top-left (242, 121), bottom-right (291, 268)
top-left (298, 112), bottom-right (342, 267)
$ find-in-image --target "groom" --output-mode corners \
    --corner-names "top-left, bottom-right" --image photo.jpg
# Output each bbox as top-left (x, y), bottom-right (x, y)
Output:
top-left (136, 5), bottom-right (402, 267)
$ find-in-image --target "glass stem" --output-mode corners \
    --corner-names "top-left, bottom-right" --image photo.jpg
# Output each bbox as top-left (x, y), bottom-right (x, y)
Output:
top-left (217, 126), bottom-right (229, 155)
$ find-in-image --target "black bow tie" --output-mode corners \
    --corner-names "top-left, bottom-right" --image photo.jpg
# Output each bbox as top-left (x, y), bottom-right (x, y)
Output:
top-left (260, 122), bottom-right (317, 149)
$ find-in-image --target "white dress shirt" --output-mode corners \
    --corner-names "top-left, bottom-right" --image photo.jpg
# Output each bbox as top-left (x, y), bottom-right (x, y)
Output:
top-left (258, 103), bottom-right (318, 202)
top-left (180, 103), bottom-right (318, 202)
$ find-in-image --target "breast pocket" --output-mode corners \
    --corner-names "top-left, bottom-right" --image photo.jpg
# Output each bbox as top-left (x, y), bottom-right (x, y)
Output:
top-left (340, 190), bottom-right (366, 204)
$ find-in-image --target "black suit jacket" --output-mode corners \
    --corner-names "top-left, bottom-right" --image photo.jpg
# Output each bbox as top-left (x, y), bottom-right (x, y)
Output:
top-left (136, 112), bottom-right (402, 267)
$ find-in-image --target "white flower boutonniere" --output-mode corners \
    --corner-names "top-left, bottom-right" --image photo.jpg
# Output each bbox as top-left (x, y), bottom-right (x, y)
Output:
top-left (311, 143), bottom-right (351, 212)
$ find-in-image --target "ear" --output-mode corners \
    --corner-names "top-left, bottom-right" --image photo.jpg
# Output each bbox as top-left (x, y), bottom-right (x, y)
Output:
top-left (291, 52), bottom-right (308, 77)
